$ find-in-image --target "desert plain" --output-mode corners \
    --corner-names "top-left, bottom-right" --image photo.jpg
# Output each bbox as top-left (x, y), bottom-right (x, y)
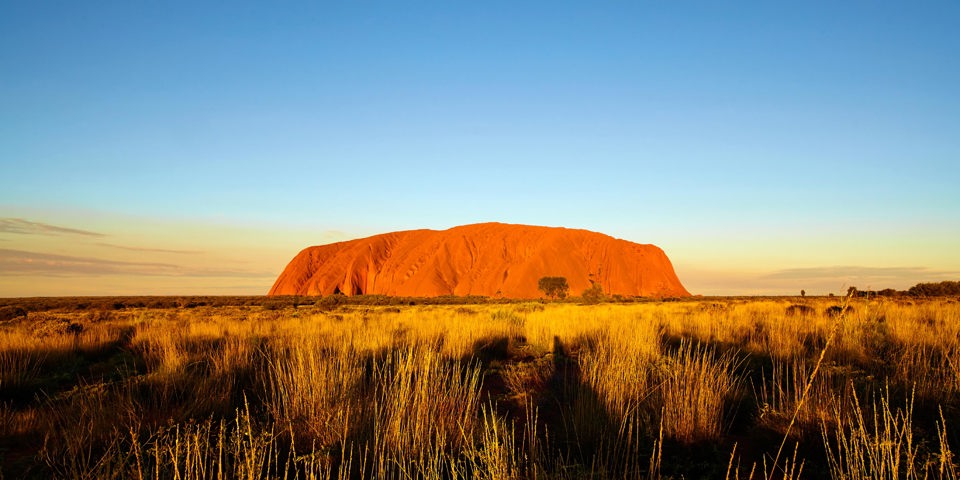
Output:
top-left (1, 293), bottom-right (958, 479)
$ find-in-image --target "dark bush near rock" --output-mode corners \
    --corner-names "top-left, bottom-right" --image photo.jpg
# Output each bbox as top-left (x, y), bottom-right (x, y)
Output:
top-left (825, 305), bottom-right (855, 317)
top-left (0, 306), bottom-right (27, 321)
top-left (785, 304), bottom-right (816, 316)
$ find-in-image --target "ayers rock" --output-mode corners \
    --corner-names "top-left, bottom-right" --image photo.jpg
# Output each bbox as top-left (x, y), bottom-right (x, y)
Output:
top-left (269, 223), bottom-right (690, 298)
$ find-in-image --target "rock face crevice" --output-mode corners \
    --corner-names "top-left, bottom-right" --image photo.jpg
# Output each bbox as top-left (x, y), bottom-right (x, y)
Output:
top-left (269, 223), bottom-right (690, 298)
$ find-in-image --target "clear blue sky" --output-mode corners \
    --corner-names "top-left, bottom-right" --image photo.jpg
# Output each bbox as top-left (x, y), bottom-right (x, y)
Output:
top-left (2, 2), bottom-right (958, 296)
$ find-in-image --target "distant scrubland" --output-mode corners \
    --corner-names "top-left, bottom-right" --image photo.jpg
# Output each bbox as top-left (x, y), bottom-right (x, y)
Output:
top-left (1, 294), bottom-right (959, 478)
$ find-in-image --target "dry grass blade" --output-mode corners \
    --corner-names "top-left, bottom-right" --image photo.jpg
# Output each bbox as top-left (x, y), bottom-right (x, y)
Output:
top-left (766, 293), bottom-right (852, 480)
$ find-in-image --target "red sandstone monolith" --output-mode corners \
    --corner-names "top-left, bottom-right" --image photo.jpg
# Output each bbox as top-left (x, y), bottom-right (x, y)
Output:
top-left (269, 223), bottom-right (690, 298)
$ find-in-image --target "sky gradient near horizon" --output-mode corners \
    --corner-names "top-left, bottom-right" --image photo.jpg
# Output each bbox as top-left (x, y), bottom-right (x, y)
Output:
top-left (2, 2), bottom-right (959, 296)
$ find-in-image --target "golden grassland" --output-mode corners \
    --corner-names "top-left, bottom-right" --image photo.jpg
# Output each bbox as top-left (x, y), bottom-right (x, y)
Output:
top-left (0, 296), bottom-right (958, 479)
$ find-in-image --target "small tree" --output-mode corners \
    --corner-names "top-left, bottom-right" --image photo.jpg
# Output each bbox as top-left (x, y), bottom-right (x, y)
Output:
top-left (538, 277), bottom-right (569, 299)
top-left (800, 289), bottom-right (806, 298)
top-left (581, 281), bottom-right (606, 304)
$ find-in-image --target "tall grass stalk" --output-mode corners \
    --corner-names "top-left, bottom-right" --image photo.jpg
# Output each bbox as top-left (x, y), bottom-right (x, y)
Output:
top-left (766, 295), bottom-right (851, 479)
